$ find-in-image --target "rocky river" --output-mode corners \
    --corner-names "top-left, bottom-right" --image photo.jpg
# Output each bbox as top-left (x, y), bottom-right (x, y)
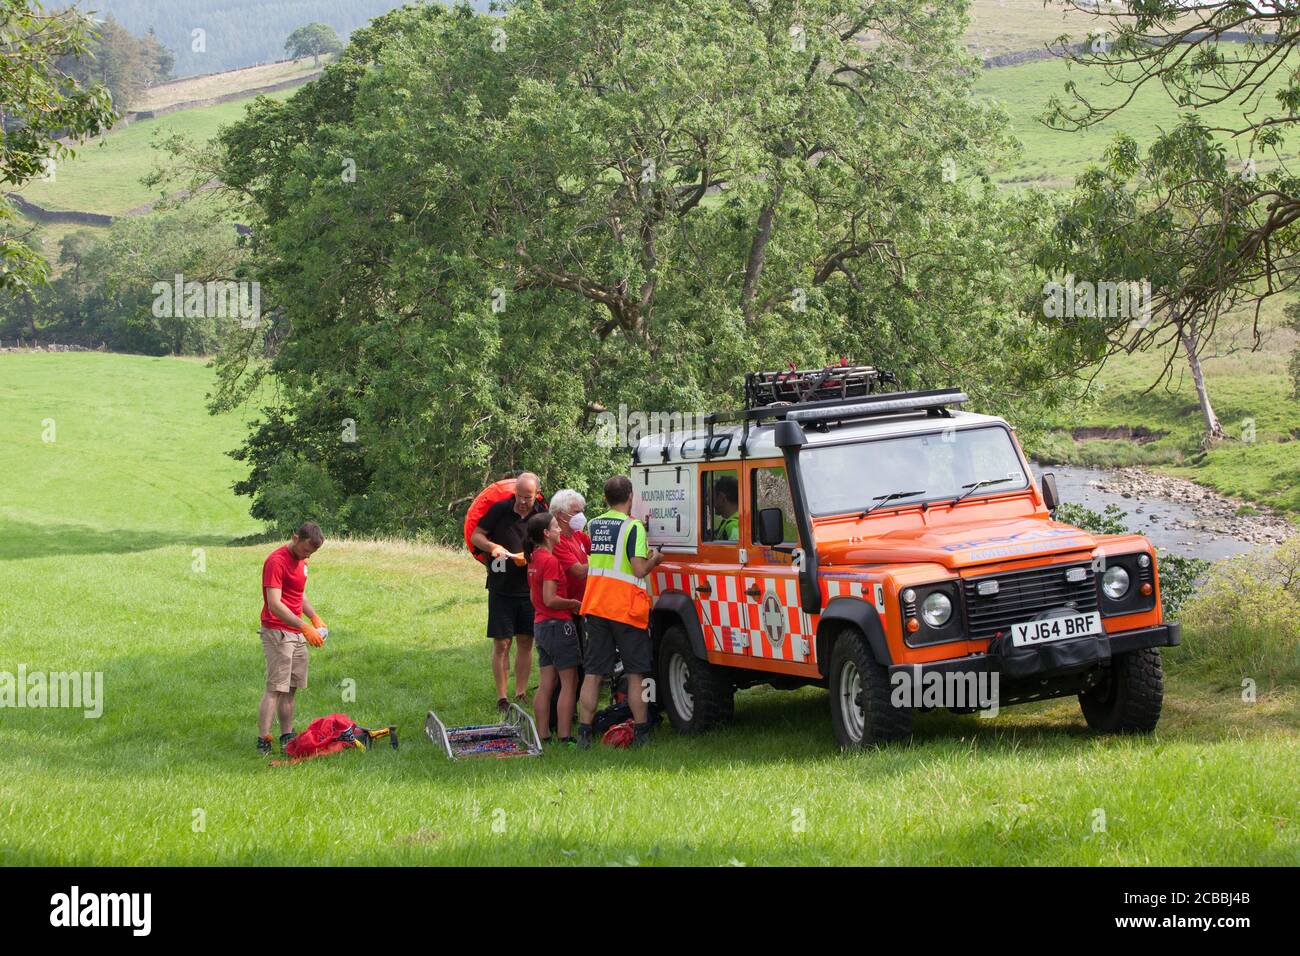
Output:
top-left (1030, 463), bottom-right (1294, 560)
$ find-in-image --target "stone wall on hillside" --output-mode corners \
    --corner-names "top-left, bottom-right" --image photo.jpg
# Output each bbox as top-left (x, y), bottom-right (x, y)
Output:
top-left (5, 194), bottom-right (114, 227)
top-left (981, 31), bottom-right (1275, 70)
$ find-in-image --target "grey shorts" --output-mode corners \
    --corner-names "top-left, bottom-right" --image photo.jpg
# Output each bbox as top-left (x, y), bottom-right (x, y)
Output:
top-left (583, 615), bottom-right (651, 677)
top-left (535, 618), bottom-right (581, 670)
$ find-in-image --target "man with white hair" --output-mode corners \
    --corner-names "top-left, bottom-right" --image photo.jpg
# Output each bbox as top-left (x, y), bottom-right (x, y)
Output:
top-left (471, 471), bottom-right (547, 711)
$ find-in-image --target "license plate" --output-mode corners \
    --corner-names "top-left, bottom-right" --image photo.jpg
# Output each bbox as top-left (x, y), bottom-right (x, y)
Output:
top-left (1010, 612), bottom-right (1101, 647)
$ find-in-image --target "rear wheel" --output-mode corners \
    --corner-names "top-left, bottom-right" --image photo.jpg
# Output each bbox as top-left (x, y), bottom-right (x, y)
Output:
top-left (828, 629), bottom-right (911, 749)
top-left (1079, 648), bottom-right (1164, 733)
top-left (656, 625), bottom-right (734, 734)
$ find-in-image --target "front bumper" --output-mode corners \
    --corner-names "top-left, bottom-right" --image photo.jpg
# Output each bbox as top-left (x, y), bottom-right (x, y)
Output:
top-left (888, 622), bottom-right (1181, 683)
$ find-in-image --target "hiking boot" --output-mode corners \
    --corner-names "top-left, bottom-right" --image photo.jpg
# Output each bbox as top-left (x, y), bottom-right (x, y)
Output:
top-left (257, 734), bottom-right (273, 756)
top-left (279, 732), bottom-right (296, 750)
top-left (631, 722), bottom-right (652, 749)
top-left (577, 724), bottom-right (593, 750)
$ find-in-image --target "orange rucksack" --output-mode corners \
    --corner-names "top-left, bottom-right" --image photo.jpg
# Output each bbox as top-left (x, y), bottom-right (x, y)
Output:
top-left (463, 479), bottom-right (545, 565)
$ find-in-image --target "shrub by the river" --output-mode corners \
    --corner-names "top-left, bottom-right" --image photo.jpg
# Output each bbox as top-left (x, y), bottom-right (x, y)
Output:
top-left (1175, 537), bottom-right (1300, 687)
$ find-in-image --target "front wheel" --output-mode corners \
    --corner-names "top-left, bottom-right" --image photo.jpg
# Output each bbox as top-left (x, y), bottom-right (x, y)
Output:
top-left (828, 630), bottom-right (911, 749)
top-left (1079, 647), bottom-right (1164, 733)
top-left (656, 625), bottom-right (734, 734)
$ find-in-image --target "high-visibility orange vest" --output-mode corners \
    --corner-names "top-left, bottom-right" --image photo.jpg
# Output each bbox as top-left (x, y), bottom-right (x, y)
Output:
top-left (579, 509), bottom-right (651, 629)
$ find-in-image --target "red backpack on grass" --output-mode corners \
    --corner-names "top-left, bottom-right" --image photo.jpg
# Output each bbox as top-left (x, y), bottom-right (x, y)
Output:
top-left (283, 714), bottom-right (363, 760)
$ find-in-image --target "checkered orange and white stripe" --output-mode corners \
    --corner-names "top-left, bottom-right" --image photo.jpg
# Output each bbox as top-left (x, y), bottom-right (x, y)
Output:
top-left (651, 570), bottom-right (815, 663)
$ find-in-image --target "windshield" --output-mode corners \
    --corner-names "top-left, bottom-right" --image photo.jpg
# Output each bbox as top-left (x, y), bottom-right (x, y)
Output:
top-left (801, 425), bottom-right (1029, 517)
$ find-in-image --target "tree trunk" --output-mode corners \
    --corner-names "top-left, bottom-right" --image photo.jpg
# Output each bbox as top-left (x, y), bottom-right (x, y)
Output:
top-left (1179, 325), bottom-right (1223, 439)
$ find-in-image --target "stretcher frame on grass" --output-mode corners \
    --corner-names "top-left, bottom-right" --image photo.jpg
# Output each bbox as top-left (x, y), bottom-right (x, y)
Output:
top-left (425, 702), bottom-right (544, 759)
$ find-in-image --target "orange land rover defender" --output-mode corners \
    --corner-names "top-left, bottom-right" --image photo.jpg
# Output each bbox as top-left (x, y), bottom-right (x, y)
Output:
top-left (629, 365), bottom-right (1181, 748)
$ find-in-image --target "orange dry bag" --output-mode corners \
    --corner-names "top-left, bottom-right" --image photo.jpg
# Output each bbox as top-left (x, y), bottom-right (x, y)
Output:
top-left (463, 479), bottom-right (545, 565)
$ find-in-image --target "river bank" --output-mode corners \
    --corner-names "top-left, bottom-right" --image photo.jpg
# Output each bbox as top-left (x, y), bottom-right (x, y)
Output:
top-left (1031, 463), bottom-right (1294, 560)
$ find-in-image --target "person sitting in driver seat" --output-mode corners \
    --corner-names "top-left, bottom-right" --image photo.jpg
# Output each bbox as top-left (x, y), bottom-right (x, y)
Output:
top-left (711, 476), bottom-right (739, 542)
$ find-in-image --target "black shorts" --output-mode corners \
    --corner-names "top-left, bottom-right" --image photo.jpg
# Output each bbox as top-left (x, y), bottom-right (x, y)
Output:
top-left (486, 591), bottom-right (534, 639)
top-left (534, 618), bottom-right (581, 670)
top-left (584, 615), bottom-right (652, 676)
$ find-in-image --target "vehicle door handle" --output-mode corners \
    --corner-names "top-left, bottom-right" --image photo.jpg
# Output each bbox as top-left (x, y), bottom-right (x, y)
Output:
top-left (745, 585), bottom-right (762, 598)
top-left (695, 584), bottom-right (712, 596)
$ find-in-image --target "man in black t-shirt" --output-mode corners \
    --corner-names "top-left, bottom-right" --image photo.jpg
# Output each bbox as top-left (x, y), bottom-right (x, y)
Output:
top-left (470, 472), bottom-right (547, 711)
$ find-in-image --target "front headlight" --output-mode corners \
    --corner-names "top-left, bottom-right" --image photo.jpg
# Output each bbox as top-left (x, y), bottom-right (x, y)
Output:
top-left (1102, 565), bottom-right (1131, 600)
top-left (921, 591), bottom-right (953, 628)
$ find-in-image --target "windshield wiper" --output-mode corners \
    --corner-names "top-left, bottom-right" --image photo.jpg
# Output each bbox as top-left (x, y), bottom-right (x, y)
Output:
top-left (860, 490), bottom-right (926, 518)
top-left (950, 476), bottom-right (1014, 506)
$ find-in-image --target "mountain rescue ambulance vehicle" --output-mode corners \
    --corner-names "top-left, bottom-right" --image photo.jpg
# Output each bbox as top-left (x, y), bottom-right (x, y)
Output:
top-left (628, 365), bottom-right (1181, 748)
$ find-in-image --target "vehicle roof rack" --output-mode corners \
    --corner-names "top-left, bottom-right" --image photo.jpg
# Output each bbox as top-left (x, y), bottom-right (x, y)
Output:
top-left (744, 362), bottom-right (896, 408)
top-left (692, 363), bottom-right (969, 461)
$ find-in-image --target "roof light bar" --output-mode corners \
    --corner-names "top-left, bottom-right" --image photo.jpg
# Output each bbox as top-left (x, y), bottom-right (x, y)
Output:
top-left (784, 389), bottom-right (968, 425)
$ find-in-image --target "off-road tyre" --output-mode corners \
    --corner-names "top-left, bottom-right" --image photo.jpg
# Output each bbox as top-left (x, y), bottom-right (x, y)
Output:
top-left (656, 624), bottom-right (734, 733)
top-left (1078, 647), bottom-right (1164, 734)
top-left (828, 628), bottom-right (912, 749)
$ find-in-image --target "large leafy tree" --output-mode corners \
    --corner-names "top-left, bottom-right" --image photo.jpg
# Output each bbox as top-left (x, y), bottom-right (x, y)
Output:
top-left (1041, 0), bottom-right (1300, 439)
top-left (211, 0), bottom-right (1084, 537)
top-left (0, 0), bottom-right (115, 291)
top-left (284, 22), bottom-right (343, 66)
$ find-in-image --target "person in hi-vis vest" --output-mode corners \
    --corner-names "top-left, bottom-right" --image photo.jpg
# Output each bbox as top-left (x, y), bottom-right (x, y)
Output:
top-left (577, 475), bottom-right (665, 748)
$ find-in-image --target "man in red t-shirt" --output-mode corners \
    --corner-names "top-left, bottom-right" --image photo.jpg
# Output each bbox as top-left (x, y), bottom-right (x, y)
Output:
top-left (257, 521), bottom-right (328, 755)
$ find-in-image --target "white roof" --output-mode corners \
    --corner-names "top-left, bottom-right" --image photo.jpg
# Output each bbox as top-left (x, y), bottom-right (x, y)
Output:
top-left (632, 408), bottom-right (1010, 465)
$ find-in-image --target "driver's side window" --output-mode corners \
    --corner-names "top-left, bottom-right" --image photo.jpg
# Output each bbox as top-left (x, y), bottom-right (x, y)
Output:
top-left (701, 469), bottom-right (740, 543)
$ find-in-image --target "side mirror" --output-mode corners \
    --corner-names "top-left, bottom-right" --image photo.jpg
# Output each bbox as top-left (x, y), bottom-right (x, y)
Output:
top-left (757, 507), bottom-right (785, 546)
top-left (1041, 472), bottom-right (1060, 512)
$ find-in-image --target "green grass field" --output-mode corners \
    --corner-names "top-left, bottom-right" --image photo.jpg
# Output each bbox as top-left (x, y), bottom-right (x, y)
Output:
top-left (975, 44), bottom-right (1300, 189)
top-left (0, 353), bottom-right (1295, 865)
top-left (13, 90), bottom-right (294, 217)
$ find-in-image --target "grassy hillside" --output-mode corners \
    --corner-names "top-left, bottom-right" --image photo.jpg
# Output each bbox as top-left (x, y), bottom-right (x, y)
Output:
top-left (975, 45), bottom-right (1300, 189)
top-left (136, 57), bottom-right (324, 111)
top-left (13, 89), bottom-right (295, 217)
top-left (966, 0), bottom-right (1113, 58)
top-left (1028, 306), bottom-right (1300, 515)
top-left (0, 353), bottom-right (1294, 865)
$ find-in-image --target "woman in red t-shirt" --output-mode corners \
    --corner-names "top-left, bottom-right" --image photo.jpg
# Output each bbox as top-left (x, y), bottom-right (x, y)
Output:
top-left (524, 513), bottom-right (582, 745)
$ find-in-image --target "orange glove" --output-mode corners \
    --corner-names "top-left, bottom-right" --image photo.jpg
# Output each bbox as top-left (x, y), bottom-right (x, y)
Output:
top-left (309, 613), bottom-right (326, 630)
top-left (301, 622), bottom-right (324, 648)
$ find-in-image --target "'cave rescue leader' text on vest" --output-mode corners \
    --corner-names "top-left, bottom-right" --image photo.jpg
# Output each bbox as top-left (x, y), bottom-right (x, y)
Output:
top-left (579, 509), bottom-right (652, 629)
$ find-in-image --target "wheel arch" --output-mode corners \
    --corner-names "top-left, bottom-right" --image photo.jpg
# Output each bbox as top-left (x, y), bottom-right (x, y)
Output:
top-left (816, 597), bottom-right (891, 677)
top-left (651, 592), bottom-right (709, 660)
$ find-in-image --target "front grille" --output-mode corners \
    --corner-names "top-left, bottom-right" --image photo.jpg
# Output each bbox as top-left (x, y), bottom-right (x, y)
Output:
top-left (962, 563), bottom-right (1098, 641)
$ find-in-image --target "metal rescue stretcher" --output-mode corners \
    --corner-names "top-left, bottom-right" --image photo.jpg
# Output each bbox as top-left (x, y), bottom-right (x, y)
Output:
top-left (425, 703), bottom-right (544, 759)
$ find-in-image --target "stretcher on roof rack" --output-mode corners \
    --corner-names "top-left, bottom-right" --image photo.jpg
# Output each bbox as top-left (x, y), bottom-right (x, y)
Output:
top-left (425, 703), bottom-right (543, 759)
